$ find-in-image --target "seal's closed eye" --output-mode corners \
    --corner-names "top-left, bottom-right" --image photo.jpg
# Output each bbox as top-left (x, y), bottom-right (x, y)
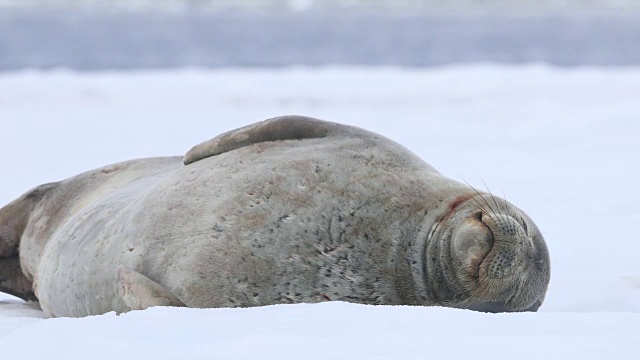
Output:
top-left (183, 115), bottom-right (373, 165)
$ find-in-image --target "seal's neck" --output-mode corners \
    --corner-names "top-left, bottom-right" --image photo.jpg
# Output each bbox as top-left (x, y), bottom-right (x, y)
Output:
top-left (405, 193), bottom-right (475, 306)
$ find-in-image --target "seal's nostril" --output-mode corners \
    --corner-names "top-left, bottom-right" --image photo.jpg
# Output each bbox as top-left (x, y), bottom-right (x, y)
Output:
top-left (473, 211), bottom-right (483, 221)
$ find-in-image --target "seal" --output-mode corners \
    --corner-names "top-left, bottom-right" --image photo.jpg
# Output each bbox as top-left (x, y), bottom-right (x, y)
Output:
top-left (0, 116), bottom-right (550, 317)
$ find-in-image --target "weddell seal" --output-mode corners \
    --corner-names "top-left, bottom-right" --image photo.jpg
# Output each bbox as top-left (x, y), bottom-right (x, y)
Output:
top-left (0, 116), bottom-right (550, 317)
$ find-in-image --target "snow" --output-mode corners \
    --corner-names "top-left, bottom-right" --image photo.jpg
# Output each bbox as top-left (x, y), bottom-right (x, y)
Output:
top-left (2, 302), bottom-right (639, 360)
top-left (1, 65), bottom-right (639, 358)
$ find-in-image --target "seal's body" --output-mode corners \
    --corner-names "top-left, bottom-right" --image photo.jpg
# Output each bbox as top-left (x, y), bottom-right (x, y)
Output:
top-left (0, 116), bottom-right (550, 317)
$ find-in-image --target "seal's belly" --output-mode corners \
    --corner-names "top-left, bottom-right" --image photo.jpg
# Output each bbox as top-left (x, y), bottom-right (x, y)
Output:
top-left (133, 139), bottom-right (425, 308)
top-left (35, 138), bottom-right (436, 316)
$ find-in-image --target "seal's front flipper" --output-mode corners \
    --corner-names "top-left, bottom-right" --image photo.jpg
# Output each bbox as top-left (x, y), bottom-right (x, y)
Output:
top-left (117, 267), bottom-right (185, 312)
top-left (183, 115), bottom-right (377, 165)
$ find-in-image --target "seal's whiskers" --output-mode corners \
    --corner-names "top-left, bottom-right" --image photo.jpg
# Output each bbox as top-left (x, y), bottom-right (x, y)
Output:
top-left (480, 178), bottom-right (505, 219)
top-left (462, 178), bottom-right (495, 217)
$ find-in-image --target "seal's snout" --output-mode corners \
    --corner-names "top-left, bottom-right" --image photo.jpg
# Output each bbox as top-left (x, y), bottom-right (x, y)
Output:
top-left (470, 209), bottom-right (550, 312)
top-left (450, 210), bottom-right (527, 282)
top-left (437, 194), bottom-right (550, 312)
top-left (479, 213), bottom-right (527, 278)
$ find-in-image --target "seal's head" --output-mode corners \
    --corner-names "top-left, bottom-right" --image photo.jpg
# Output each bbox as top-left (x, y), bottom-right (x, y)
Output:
top-left (425, 194), bottom-right (550, 312)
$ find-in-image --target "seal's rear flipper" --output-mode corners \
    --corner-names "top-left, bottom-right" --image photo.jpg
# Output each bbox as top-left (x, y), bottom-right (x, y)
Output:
top-left (0, 257), bottom-right (37, 301)
top-left (0, 182), bottom-right (58, 258)
top-left (0, 182), bottom-right (58, 301)
top-left (183, 115), bottom-right (376, 165)
top-left (117, 267), bottom-right (185, 311)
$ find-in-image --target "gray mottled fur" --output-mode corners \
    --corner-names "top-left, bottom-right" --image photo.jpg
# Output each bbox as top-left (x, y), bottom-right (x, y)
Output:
top-left (0, 116), bottom-right (550, 317)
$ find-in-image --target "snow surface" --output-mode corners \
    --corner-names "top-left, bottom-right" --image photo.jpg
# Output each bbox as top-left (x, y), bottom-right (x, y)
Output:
top-left (1, 66), bottom-right (639, 358)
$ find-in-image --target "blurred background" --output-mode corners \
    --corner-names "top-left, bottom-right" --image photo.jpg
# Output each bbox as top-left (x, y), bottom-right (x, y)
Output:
top-left (1, 0), bottom-right (640, 70)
